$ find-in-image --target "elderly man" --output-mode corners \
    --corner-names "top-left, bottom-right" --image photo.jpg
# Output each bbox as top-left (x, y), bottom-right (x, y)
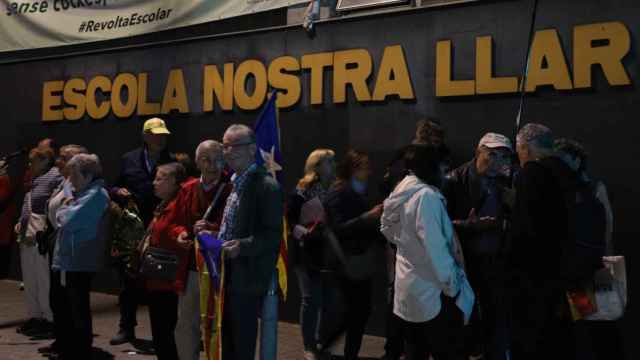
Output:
top-left (442, 133), bottom-right (513, 360)
top-left (219, 124), bottom-right (283, 360)
top-left (171, 140), bottom-right (232, 360)
top-left (110, 117), bottom-right (174, 345)
top-left (509, 123), bottom-right (578, 359)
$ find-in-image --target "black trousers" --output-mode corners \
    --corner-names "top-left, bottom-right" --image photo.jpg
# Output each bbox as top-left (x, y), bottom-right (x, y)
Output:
top-left (117, 266), bottom-right (141, 331)
top-left (465, 254), bottom-right (509, 360)
top-left (509, 282), bottom-right (575, 360)
top-left (403, 295), bottom-right (465, 360)
top-left (52, 270), bottom-right (95, 359)
top-left (383, 285), bottom-right (404, 359)
top-left (148, 291), bottom-right (179, 360)
top-left (573, 320), bottom-right (625, 360)
top-left (0, 244), bottom-right (11, 279)
top-left (221, 291), bottom-right (261, 360)
top-left (50, 268), bottom-right (64, 346)
top-left (322, 277), bottom-right (372, 360)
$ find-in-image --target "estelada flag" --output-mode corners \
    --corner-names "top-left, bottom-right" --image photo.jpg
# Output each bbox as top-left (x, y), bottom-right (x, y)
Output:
top-left (254, 90), bottom-right (289, 299)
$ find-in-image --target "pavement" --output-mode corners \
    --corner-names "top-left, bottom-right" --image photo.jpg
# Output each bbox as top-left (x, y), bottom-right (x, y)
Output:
top-left (0, 280), bottom-right (384, 360)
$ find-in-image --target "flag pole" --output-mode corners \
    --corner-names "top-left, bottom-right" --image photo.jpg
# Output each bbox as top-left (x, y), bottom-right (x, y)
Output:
top-left (513, 0), bottom-right (540, 140)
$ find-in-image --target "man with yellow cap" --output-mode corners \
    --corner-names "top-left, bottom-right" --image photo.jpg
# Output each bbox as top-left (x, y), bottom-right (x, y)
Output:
top-left (110, 117), bottom-right (175, 346)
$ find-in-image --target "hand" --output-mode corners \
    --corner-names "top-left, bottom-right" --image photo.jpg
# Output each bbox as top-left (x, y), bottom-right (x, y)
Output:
top-left (465, 208), bottom-right (498, 231)
top-left (194, 220), bottom-right (210, 234)
top-left (364, 204), bottom-right (384, 221)
top-left (176, 231), bottom-right (193, 249)
top-left (293, 225), bottom-right (310, 240)
top-left (14, 223), bottom-right (21, 234)
top-left (222, 239), bottom-right (242, 259)
top-left (116, 188), bottom-right (132, 198)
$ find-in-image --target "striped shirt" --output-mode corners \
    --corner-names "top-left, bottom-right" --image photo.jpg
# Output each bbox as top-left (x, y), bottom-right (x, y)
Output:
top-left (218, 164), bottom-right (256, 243)
top-left (30, 167), bottom-right (63, 215)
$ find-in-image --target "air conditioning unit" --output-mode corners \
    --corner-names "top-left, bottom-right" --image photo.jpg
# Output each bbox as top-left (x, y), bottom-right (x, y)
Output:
top-left (336, 0), bottom-right (410, 12)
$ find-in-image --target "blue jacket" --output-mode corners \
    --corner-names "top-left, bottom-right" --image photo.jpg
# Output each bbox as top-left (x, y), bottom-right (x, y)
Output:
top-left (52, 179), bottom-right (110, 272)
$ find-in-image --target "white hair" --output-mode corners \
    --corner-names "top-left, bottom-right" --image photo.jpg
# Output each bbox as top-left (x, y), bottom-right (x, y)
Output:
top-left (195, 140), bottom-right (223, 160)
top-left (67, 153), bottom-right (102, 179)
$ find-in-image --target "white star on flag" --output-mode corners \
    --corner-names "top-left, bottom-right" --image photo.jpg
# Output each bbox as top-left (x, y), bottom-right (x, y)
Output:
top-left (260, 146), bottom-right (282, 178)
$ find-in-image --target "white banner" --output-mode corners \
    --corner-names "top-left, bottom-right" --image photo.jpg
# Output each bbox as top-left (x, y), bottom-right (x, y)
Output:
top-left (0, 0), bottom-right (308, 52)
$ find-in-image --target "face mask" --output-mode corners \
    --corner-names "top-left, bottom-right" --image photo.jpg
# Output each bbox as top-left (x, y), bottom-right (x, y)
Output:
top-left (351, 178), bottom-right (367, 195)
top-left (63, 180), bottom-right (74, 198)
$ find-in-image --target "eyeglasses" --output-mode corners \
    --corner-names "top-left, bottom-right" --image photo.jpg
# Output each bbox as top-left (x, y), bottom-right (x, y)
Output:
top-left (222, 141), bottom-right (255, 151)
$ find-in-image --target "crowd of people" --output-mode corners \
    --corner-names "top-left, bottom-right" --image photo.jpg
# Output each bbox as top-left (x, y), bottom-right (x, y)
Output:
top-left (0, 116), bottom-right (625, 360)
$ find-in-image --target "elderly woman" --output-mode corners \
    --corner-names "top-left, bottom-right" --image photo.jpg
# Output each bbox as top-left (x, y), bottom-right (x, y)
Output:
top-left (554, 138), bottom-right (623, 360)
top-left (52, 153), bottom-right (109, 360)
top-left (42, 144), bottom-right (88, 357)
top-left (15, 146), bottom-right (61, 336)
top-left (172, 141), bottom-right (232, 360)
top-left (287, 149), bottom-right (336, 360)
top-left (142, 162), bottom-right (190, 360)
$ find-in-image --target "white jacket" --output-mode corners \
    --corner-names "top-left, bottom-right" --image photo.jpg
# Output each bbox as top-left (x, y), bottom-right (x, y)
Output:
top-left (381, 175), bottom-right (474, 324)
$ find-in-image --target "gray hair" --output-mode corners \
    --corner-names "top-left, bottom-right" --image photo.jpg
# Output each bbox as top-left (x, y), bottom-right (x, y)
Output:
top-left (157, 162), bottom-right (187, 185)
top-left (516, 123), bottom-right (554, 150)
top-left (67, 153), bottom-right (102, 180)
top-left (195, 140), bottom-right (223, 160)
top-left (225, 124), bottom-right (256, 143)
top-left (60, 145), bottom-right (89, 162)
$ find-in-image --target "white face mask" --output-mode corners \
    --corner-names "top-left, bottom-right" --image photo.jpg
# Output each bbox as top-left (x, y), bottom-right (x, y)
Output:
top-left (63, 180), bottom-right (74, 198)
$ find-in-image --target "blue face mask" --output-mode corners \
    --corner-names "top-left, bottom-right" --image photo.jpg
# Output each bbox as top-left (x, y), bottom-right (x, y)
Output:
top-left (351, 178), bottom-right (367, 195)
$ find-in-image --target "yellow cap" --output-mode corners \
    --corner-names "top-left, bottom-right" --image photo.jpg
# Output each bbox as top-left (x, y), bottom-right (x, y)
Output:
top-left (143, 117), bottom-right (171, 135)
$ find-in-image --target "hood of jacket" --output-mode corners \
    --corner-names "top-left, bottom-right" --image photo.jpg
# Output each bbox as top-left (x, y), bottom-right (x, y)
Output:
top-left (381, 175), bottom-right (444, 241)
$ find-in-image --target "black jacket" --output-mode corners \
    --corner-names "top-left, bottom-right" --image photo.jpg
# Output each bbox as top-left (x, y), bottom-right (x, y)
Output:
top-left (226, 165), bottom-right (283, 296)
top-left (323, 183), bottom-right (382, 257)
top-left (510, 156), bottom-right (578, 284)
top-left (442, 160), bottom-right (511, 256)
top-left (113, 147), bottom-right (174, 226)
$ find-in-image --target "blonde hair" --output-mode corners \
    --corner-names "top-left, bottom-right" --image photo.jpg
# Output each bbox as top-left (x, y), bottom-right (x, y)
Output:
top-left (297, 149), bottom-right (335, 190)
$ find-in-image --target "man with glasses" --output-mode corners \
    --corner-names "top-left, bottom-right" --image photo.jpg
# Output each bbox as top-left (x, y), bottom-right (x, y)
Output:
top-left (442, 133), bottom-right (514, 360)
top-left (218, 124), bottom-right (283, 360)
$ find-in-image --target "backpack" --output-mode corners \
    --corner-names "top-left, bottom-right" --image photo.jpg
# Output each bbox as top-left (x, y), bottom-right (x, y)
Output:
top-left (562, 182), bottom-right (607, 285)
top-left (107, 199), bottom-right (145, 271)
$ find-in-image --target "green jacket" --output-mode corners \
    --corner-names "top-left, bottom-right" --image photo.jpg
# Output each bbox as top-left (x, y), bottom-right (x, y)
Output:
top-left (227, 165), bottom-right (283, 296)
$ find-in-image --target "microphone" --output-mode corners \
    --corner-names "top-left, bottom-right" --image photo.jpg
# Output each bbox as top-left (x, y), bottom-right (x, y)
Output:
top-left (0, 148), bottom-right (27, 162)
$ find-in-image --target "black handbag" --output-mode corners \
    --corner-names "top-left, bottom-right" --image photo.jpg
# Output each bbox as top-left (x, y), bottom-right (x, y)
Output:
top-left (322, 226), bottom-right (377, 281)
top-left (139, 246), bottom-right (179, 282)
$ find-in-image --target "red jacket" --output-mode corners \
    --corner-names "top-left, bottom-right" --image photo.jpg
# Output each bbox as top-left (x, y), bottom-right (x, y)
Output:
top-left (145, 176), bottom-right (232, 294)
top-left (171, 177), bottom-right (232, 292)
top-left (144, 195), bottom-right (190, 293)
top-left (0, 175), bottom-right (17, 246)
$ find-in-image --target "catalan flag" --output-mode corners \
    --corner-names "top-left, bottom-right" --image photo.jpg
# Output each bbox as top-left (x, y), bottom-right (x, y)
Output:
top-left (196, 232), bottom-right (225, 360)
top-left (254, 91), bottom-right (289, 299)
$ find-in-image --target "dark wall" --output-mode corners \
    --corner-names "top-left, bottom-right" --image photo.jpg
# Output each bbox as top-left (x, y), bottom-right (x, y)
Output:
top-left (1, 0), bottom-right (636, 357)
